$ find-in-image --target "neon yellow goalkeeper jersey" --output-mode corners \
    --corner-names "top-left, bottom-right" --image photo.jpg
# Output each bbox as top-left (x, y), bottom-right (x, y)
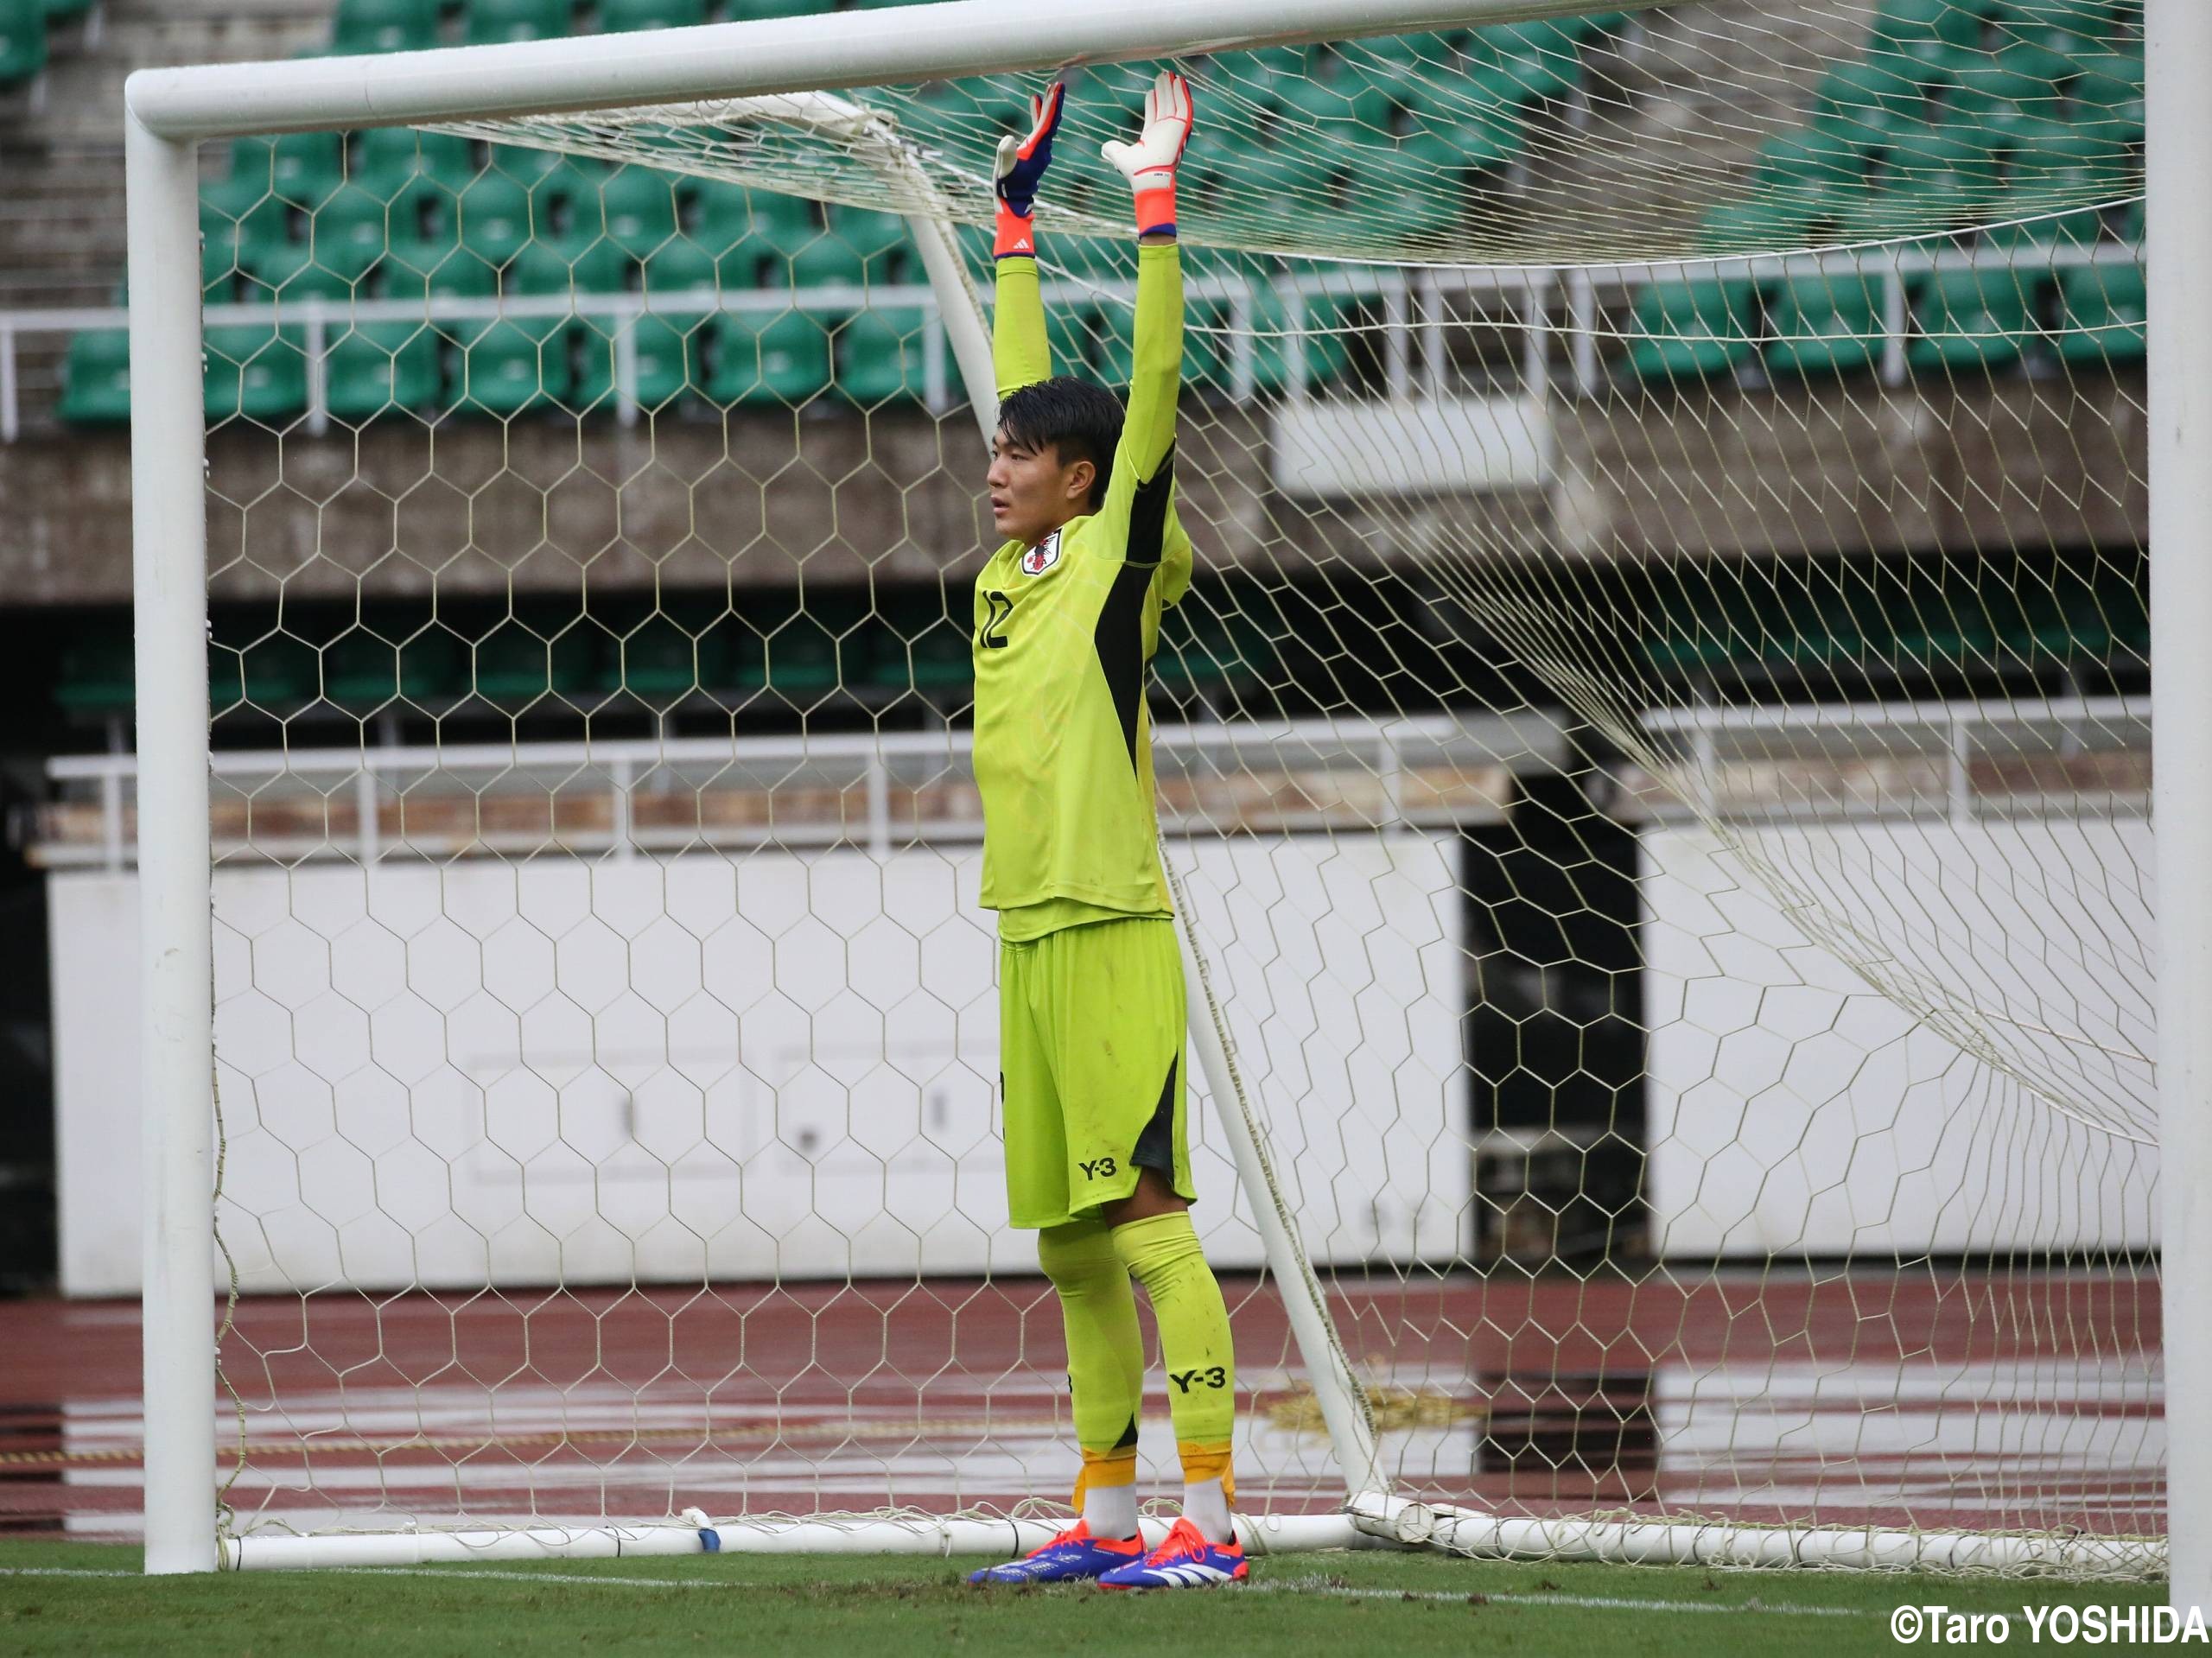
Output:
top-left (971, 241), bottom-right (1193, 927)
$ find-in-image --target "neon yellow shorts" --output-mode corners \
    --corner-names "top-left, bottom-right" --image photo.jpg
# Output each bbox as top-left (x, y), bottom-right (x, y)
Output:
top-left (998, 916), bottom-right (1193, 1230)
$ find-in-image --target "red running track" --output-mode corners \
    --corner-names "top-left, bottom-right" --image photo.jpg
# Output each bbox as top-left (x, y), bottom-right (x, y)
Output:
top-left (0, 1269), bottom-right (2164, 1541)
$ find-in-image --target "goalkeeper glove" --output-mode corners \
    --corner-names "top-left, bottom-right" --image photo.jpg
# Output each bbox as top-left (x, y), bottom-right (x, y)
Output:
top-left (1101, 69), bottom-right (1193, 238)
top-left (993, 80), bottom-right (1065, 259)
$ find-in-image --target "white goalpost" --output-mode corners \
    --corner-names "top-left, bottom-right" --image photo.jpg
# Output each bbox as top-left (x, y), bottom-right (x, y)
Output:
top-left (108, 0), bottom-right (2201, 1600)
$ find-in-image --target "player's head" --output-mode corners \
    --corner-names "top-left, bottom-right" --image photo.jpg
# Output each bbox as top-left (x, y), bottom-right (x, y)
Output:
top-left (988, 377), bottom-right (1122, 545)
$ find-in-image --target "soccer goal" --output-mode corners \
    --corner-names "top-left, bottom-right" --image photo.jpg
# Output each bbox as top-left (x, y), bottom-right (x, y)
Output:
top-left (105, 0), bottom-right (2206, 1599)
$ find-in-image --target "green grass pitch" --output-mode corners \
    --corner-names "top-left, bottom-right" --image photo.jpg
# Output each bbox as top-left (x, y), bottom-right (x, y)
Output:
top-left (0, 1537), bottom-right (2171, 1657)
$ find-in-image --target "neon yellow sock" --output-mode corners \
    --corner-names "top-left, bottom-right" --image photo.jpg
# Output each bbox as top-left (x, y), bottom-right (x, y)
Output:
top-left (1110, 1211), bottom-right (1236, 1491)
top-left (1036, 1220), bottom-right (1143, 1519)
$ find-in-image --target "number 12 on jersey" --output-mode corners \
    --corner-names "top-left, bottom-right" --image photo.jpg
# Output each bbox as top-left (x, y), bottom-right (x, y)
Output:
top-left (979, 589), bottom-right (1014, 650)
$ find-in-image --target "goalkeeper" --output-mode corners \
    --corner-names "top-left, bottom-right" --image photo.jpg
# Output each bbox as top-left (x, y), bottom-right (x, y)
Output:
top-left (966, 73), bottom-right (1245, 1592)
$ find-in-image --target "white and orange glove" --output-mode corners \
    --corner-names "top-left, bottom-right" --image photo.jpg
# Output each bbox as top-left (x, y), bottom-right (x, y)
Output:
top-left (1102, 69), bottom-right (1193, 238)
top-left (992, 80), bottom-right (1065, 259)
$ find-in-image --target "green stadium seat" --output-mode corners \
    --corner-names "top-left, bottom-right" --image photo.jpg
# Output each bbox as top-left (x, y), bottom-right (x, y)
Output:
top-left (788, 236), bottom-right (880, 289)
top-left (1624, 278), bottom-right (1756, 380)
top-left (484, 141), bottom-right (573, 188)
top-left (1241, 134), bottom-right (1343, 202)
top-left (201, 238), bottom-right (244, 302)
top-left (326, 627), bottom-right (462, 709)
top-left (1764, 270), bottom-right (1886, 378)
top-left (326, 321), bottom-right (443, 419)
top-left (1873, 123), bottom-right (2008, 231)
top-left (201, 171), bottom-right (291, 240)
top-left (640, 238), bottom-right (747, 295)
top-left (1340, 144), bottom-right (1464, 238)
top-left (2053, 260), bottom-right (2145, 365)
top-left (58, 330), bottom-right (132, 425)
top-left (271, 132), bottom-right (348, 210)
top-left (828, 204), bottom-right (912, 264)
top-left (1812, 54), bottom-right (1938, 148)
top-left (355, 128), bottom-right (478, 194)
top-left (450, 171), bottom-right (537, 269)
top-left (619, 315), bottom-right (702, 412)
top-left (380, 244), bottom-right (500, 312)
top-left (603, 614), bottom-right (718, 708)
top-left (200, 193), bottom-right (291, 287)
top-left (1942, 43), bottom-right (2069, 123)
top-left (692, 180), bottom-right (814, 250)
top-left (1483, 41), bottom-right (1583, 105)
top-left (308, 183), bottom-right (410, 283)
top-left (243, 241), bottom-right (363, 303)
top-left (221, 632), bottom-right (322, 720)
top-left (226, 134), bottom-right (278, 189)
top-left (1244, 278), bottom-right (1352, 392)
top-left (469, 623), bottom-right (598, 709)
top-left (1993, 0), bottom-right (2117, 37)
top-left (321, 629), bottom-right (400, 709)
top-left (1408, 118), bottom-right (1523, 179)
top-left (599, 0), bottom-right (706, 29)
top-left (2069, 49), bottom-right (2144, 126)
top-left (205, 324), bottom-right (310, 424)
top-left (704, 227), bottom-right (799, 289)
top-left (1694, 197), bottom-right (1818, 253)
top-left (836, 308), bottom-right (928, 406)
top-left (721, 0), bottom-right (829, 17)
top-left (2004, 120), bottom-right (2134, 219)
top-left (1571, 12), bottom-right (1636, 38)
top-left (0, 0), bottom-right (49, 86)
top-left (574, 313), bottom-right (697, 414)
top-left (887, 619), bottom-right (973, 700)
top-left (578, 168), bottom-right (685, 258)
top-left (1906, 264), bottom-right (2039, 372)
top-left (1980, 193), bottom-right (2104, 246)
top-left (1871, 0), bottom-right (1993, 51)
top-left (333, 0), bottom-right (442, 53)
top-left (734, 615), bottom-right (843, 699)
top-left (511, 233), bottom-right (629, 295)
top-left (464, 0), bottom-right (575, 44)
top-left (1757, 127), bottom-right (1875, 194)
top-left (458, 317), bottom-right (572, 415)
top-left (706, 308), bottom-right (832, 405)
top-left (54, 638), bottom-right (135, 716)
top-left (1269, 71), bottom-right (1394, 135)
top-left (520, 156), bottom-right (607, 234)
top-left (41, 0), bottom-right (99, 20)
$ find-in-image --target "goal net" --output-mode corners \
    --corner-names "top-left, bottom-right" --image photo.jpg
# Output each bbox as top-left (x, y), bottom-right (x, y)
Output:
top-left (99, 0), bottom-right (2162, 1574)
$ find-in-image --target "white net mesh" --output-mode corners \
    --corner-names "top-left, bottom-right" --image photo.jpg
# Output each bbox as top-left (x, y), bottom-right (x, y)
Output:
top-left (69, 0), bottom-right (2163, 1572)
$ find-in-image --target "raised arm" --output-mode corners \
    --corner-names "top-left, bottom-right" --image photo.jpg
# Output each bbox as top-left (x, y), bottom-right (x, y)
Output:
top-left (1109, 242), bottom-right (1182, 496)
top-left (1099, 72), bottom-right (1193, 530)
top-left (991, 82), bottom-right (1063, 399)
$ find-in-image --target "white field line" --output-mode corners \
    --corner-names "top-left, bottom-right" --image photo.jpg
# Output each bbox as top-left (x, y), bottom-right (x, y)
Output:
top-left (0, 1563), bottom-right (1869, 1617)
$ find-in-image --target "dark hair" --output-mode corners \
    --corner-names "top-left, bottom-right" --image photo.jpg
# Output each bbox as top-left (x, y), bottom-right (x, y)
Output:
top-left (997, 377), bottom-right (1124, 511)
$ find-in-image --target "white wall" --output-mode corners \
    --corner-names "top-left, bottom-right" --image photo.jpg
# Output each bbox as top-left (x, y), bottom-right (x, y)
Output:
top-left (52, 834), bottom-right (1469, 1297)
top-left (1643, 823), bottom-right (2157, 1259)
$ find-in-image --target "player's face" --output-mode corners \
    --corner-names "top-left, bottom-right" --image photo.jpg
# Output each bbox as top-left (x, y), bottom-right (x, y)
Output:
top-left (988, 429), bottom-right (1089, 547)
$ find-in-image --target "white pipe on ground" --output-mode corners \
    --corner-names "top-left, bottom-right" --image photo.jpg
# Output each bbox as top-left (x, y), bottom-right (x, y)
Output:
top-left (225, 1511), bottom-right (1372, 1570)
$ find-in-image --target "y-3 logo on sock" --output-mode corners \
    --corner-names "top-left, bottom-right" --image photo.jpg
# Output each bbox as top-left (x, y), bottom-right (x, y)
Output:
top-left (1169, 1366), bottom-right (1229, 1394)
top-left (1077, 1156), bottom-right (1117, 1179)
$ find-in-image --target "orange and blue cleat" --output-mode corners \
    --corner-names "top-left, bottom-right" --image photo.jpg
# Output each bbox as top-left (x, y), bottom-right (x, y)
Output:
top-left (968, 1521), bottom-right (1145, 1585)
top-left (1096, 1517), bottom-right (1248, 1590)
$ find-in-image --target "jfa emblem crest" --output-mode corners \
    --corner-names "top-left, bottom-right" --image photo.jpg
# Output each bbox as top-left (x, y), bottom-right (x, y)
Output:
top-left (1020, 530), bottom-right (1061, 577)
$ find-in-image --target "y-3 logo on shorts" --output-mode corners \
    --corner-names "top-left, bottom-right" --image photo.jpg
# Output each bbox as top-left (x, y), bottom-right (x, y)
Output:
top-left (1170, 1366), bottom-right (1229, 1394)
top-left (1077, 1156), bottom-right (1117, 1180)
